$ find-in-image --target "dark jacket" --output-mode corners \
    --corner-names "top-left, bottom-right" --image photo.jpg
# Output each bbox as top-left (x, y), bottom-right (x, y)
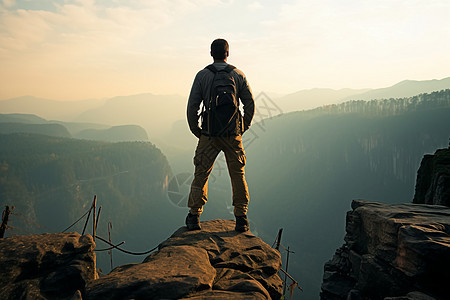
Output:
top-left (187, 62), bottom-right (255, 137)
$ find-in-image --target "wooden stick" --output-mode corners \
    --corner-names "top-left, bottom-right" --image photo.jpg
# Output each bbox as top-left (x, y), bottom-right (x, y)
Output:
top-left (279, 268), bottom-right (303, 292)
top-left (82, 195), bottom-right (95, 235)
top-left (0, 206), bottom-right (11, 238)
top-left (275, 228), bottom-right (283, 250)
top-left (95, 206), bottom-right (101, 233)
top-left (92, 195), bottom-right (97, 241)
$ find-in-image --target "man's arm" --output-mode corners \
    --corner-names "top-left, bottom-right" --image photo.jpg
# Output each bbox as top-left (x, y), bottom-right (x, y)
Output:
top-left (187, 73), bottom-right (203, 138)
top-left (239, 75), bottom-right (255, 133)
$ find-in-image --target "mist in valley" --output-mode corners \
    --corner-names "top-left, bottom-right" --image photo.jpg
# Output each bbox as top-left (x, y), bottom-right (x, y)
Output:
top-left (1, 81), bottom-right (450, 298)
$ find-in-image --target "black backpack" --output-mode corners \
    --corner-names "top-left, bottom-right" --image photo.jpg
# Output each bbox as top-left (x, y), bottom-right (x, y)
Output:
top-left (202, 64), bottom-right (242, 136)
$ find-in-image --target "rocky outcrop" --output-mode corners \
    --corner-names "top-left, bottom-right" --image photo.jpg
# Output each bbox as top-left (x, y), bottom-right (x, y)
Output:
top-left (413, 148), bottom-right (450, 207)
top-left (321, 200), bottom-right (450, 300)
top-left (87, 219), bottom-right (283, 299)
top-left (0, 232), bottom-right (96, 300)
top-left (0, 220), bottom-right (281, 299)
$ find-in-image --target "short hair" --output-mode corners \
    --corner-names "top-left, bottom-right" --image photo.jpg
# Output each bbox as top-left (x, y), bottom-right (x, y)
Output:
top-left (211, 39), bottom-right (229, 60)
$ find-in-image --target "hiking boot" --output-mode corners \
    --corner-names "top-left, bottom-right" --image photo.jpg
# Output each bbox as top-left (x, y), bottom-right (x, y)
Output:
top-left (235, 215), bottom-right (249, 232)
top-left (185, 213), bottom-right (201, 231)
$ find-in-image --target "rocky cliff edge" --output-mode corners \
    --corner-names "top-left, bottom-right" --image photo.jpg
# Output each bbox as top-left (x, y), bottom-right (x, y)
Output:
top-left (87, 219), bottom-right (283, 299)
top-left (0, 232), bottom-right (96, 300)
top-left (413, 148), bottom-right (450, 207)
top-left (321, 200), bottom-right (450, 300)
top-left (0, 219), bottom-right (283, 300)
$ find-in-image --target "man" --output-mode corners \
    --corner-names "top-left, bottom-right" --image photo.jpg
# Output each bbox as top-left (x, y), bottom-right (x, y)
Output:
top-left (186, 38), bottom-right (255, 232)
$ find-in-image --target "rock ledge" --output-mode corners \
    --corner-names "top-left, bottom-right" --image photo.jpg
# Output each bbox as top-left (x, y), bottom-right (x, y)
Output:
top-left (0, 232), bottom-right (96, 300)
top-left (87, 219), bottom-right (283, 299)
top-left (321, 200), bottom-right (450, 300)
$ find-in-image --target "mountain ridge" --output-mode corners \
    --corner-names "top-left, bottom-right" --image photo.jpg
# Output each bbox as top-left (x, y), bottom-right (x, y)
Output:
top-left (0, 96), bottom-right (106, 121)
top-left (342, 77), bottom-right (450, 101)
top-left (0, 113), bottom-right (149, 142)
top-left (2, 76), bottom-right (449, 127)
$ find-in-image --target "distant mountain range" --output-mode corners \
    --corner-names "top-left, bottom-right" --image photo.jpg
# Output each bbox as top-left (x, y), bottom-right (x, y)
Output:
top-left (342, 77), bottom-right (450, 101)
top-left (0, 93), bottom-right (186, 141)
top-left (1, 77), bottom-right (449, 141)
top-left (0, 122), bottom-right (71, 138)
top-left (0, 113), bottom-right (148, 142)
top-left (276, 88), bottom-right (371, 112)
top-left (73, 93), bottom-right (186, 141)
top-left (76, 125), bottom-right (148, 142)
top-left (0, 96), bottom-right (105, 120)
top-left (276, 76), bottom-right (450, 112)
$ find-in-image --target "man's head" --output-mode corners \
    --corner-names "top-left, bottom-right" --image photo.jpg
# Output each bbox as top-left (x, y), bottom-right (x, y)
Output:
top-left (211, 38), bottom-right (229, 61)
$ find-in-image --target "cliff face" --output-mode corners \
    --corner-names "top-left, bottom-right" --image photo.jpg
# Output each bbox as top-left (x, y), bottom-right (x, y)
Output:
top-left (0, 220), bottom-right (282, 300)
top-left (413, 148), bottom-right (450, 207)
top-left (0, 232), bottom-right (96, 300)
top-left (320, 200), bottom-right (450, 299)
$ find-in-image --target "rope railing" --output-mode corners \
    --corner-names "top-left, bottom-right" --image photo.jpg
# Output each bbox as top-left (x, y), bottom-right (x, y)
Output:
top-left (94, 235), bottom-right (159, 256)
top-left (61, 195), bottom-right (160, 258)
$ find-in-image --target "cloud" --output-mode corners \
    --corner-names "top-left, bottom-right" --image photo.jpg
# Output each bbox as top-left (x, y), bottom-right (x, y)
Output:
top-left (0, 0), bottom-right (219, 60)
top-left (2, 0), bottom-right (15, 8)
top-left (258, 0), bottom-right (450, 62)
top-left (0, 0), bottom-right (230, 99)
top-left (248, 1), bottom-right (263, 11)
top-left (0, 0), bottom-right (449, 100)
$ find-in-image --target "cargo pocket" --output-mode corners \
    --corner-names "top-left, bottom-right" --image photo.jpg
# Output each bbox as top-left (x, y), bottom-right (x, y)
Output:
top-left (193, 152), bottom-right (203, 167)
top-left (237, 150), bottom-right (246, 166)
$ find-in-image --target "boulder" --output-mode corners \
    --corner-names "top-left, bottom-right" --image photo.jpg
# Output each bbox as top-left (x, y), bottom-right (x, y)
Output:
top-left (87, 219), bottom-right (283, 299)
top-left (321, 200), bottom-right (450, 300)
top-left (413, 148), bottom-right (450, 207)
top-left (0, 232), bottom-right (96, 300)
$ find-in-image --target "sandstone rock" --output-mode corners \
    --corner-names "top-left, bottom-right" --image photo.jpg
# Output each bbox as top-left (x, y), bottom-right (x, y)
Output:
top-left (413, 148), bottom-right (450, 207)
top-left (87, 219), bottom-right (283, 299)
top-left (321, 200), bottom-right (450, 300)
top-left (0, 232), bottom-right (96, 300)
top-left (87, 245), bottom-right (216, 299)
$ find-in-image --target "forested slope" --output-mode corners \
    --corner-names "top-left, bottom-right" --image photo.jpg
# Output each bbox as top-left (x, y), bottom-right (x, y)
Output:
top-left (0, 133), bottom-right (180, 271)
top-left (240, 89), bottom-right (450, 298)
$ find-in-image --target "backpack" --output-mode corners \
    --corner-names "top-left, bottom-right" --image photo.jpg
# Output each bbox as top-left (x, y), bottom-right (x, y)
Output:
top-left (202, 64), bottom-right (242, 136)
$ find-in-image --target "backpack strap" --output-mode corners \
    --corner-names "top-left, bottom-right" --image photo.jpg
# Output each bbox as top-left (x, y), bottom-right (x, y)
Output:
top-left (224, 64), bottom-right (236, 73)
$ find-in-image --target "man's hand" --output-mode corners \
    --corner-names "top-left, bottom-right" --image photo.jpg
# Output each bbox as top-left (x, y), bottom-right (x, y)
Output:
top-left (192, 127), bottom-right (202, 138)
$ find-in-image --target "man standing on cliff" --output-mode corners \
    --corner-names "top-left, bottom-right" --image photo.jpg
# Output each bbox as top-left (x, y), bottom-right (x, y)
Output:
top-left (186, 38), bottom-right (255, 232)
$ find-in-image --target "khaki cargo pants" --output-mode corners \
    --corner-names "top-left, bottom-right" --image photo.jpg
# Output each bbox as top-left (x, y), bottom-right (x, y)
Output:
top-left (188, 134), bottom-right (249, 217)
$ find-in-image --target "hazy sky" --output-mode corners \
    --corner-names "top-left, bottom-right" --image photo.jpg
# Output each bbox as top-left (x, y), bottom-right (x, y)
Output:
top-left (1, 0), bottom-right (449, 101)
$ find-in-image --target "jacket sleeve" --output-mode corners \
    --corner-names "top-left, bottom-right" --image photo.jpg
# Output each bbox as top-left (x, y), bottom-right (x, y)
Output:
top-left (238, 75), bottom-right (255, 132)
top-left (187, 73), bottom-right (203, 138)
